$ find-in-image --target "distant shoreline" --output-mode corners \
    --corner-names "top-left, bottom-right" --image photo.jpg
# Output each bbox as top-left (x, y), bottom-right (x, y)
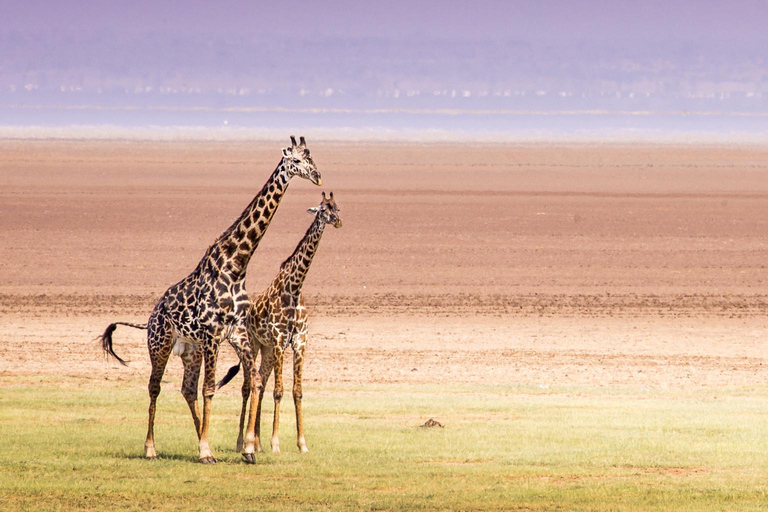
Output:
top-left (1, 124), bottom-right (768, 147)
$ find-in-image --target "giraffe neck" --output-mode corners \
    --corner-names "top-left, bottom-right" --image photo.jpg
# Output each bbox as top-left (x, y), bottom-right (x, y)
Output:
top-left (276, 215), bottom-right (326, 295)
top-left (211, 162), bottom-right (291, 278)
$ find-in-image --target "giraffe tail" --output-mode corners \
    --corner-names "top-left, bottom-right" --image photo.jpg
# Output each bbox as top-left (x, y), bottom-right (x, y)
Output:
top-left (99, 322), bottom-right (147, 366)
top-left (216, 363), bottom-right (241, 389)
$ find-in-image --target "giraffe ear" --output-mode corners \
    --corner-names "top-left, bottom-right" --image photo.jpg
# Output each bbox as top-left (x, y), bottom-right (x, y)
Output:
top-left (282, 148), bottom-right (290, 158)
top-left (307, 206), bottom-right (320, 215)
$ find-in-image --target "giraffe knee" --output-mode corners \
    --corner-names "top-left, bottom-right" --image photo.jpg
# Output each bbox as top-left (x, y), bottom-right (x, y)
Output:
top-left (273, 390), bottom-right (283, 402)
top-left (148, 385), bottom-right (161, 399)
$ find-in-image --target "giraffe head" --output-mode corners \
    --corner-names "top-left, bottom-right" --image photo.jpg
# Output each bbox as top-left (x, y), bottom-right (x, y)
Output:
top-left (308, 191), bottom-right (342, 229)
top-left (282, 136), bottom-right (322, 186)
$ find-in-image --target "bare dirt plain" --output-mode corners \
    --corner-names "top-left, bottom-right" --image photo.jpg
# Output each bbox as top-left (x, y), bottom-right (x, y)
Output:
top-left (1, 140), bottom-right (767, 391)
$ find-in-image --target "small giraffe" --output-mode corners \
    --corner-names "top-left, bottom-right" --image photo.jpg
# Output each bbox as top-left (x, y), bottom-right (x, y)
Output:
top-left (217, 191), bottom-right (342, 455)
top-left (100, 136), bottom-right (321, 464)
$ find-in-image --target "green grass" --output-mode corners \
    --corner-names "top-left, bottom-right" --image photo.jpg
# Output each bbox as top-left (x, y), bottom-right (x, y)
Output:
top-left (2, 378), bottom-right (768, 511)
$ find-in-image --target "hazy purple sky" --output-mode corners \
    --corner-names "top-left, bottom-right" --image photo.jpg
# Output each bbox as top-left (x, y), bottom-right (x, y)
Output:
top-left (5, 0), bottom-right (768, 43)
top-left (3, 0), bottom-right (768, 138)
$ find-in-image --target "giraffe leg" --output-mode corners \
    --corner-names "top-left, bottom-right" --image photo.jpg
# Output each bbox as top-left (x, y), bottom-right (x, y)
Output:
top-left (271, 344), bottom-right (285, 453)
top-left (144, 318), bottom-right (172, 459)
top-left (180, 344), bottom-right (203, 439)
top-left (198, 340), bottom-right (220, 464)
top-left (227, 329), bottom-right (260, 464)
top-left (254, 344), bottom-right (276, 455)
top-left (293, 340), bottom-right (309, 453)
top-left (224, 337), bottom-right (249, 453)
top-left (237, 373), bottom-right (250, 453)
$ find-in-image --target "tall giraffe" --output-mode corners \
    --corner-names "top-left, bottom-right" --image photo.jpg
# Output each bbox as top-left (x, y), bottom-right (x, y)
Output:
top-left (217, 191), bottom-right (342, 456)
top-left (100, 136), bottom-right (321, 464)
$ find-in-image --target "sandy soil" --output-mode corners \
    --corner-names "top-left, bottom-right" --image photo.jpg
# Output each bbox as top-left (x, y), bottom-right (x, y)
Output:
top-left (1, 140), bottom-right (767, 391)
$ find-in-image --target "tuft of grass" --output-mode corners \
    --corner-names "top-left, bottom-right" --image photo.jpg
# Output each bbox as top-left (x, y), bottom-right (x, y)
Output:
top-left (1, 377), bottom-right (768, 511)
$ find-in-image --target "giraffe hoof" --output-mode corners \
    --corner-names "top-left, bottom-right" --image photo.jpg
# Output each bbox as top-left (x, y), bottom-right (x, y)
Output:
top-left (242, 453), bottom-right (256, 465)
top-left (199, 456), bottom-right (217, 465)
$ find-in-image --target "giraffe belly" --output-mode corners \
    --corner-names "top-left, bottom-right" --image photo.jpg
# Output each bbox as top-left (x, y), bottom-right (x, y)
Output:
top-left (172, 337), bottom-right (199, 357)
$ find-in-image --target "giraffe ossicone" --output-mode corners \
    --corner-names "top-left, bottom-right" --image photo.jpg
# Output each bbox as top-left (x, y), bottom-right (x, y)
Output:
top-left (100, 136), bottom-right (322, 464)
